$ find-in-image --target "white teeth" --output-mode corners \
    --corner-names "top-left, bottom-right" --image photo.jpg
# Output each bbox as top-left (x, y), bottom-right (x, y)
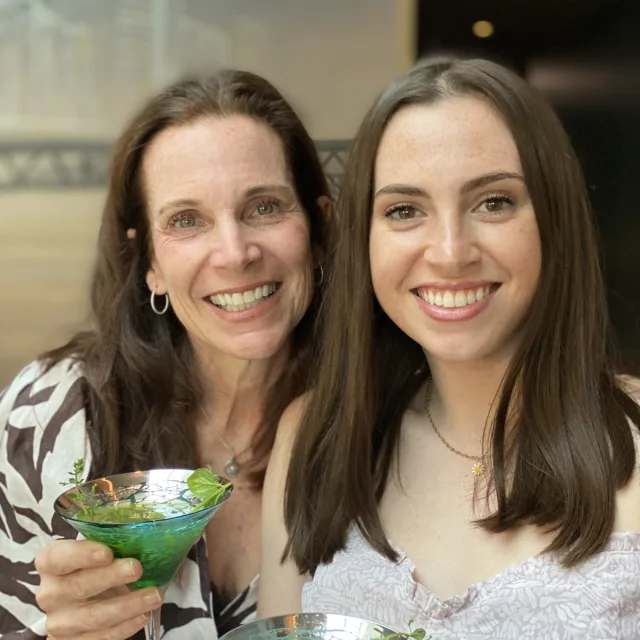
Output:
top-left (454, 291), bottom-right (467, 308)
top-left (244, 290), bottom-right (255, 303)
top-left (419, 285), bottom-right (496, 310)
top-left (209, 283), bottom-right (278, 312)
top-left (442, 291), bottom-right (455, 308)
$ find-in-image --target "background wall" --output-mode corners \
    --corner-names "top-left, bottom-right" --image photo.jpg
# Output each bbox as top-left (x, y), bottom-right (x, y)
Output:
top-left (0, 0), bottom-right (416, 386)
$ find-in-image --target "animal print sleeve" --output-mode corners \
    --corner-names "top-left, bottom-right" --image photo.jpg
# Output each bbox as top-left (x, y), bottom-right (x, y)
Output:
top-left (0, 359), bottom-right (91, 638)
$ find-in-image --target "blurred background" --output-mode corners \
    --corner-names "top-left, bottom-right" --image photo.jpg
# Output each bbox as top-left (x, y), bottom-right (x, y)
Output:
top-left (0, 0), bottom-right (638, 386)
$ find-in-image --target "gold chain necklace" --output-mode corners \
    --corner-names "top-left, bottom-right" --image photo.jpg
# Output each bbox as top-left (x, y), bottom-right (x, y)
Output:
top-left (424, 380), bottom-right (485, 476)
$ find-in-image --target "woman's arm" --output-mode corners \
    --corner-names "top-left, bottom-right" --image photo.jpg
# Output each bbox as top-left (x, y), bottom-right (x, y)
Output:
top-left (0, 360), bottom-right (86, 637)
top-left (259, 395), bottom-right (310, 617)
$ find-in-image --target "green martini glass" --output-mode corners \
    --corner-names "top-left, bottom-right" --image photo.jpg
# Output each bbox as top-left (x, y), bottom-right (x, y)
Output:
top-left (54, 468), bottom-right (233, 640)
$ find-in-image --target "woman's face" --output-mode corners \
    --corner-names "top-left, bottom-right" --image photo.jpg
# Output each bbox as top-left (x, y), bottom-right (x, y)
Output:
top-left (369, 95), bottom-right (542, 365)
top-left (143, 115), bottom-right (317, 362)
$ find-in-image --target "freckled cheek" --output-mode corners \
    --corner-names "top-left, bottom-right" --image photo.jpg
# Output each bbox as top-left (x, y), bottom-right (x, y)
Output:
top-left (494, 222), bottom-right (542, 295)
top-left (370, 232), bottom-right (411, 297)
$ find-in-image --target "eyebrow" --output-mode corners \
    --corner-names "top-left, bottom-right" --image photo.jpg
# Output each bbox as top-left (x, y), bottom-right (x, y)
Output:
top-left (374, 171), bottom-right (525, 199)
top-left (245, 183), bottom-right (294, 197)
top-left (158, 198), bottom-right (200, 217)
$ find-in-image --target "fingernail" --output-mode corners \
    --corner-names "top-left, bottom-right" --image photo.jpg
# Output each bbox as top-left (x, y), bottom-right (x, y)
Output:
top-left (136, 614), bottom-right (149, 626)
top-left (121, 560), bottom-right (137, 577)
top-left (143, 589), bottom-right (162, 605)
top-left (93, 549), bottom-right (107, 563)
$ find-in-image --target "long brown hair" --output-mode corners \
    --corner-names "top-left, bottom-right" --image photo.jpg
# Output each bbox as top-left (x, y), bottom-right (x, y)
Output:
top-left (45, 70), bottom-right (330, 487)
top-left (284, 57), bottom-right (640, 573)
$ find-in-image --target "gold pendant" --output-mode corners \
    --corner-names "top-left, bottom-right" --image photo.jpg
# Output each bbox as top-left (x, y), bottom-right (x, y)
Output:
top-left (471, 461), bottom-right (484, 476)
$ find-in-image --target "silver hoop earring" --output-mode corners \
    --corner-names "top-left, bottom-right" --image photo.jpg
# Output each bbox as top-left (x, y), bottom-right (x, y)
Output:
top-left (317, 264), bottom-right (324, 286)
top-left (150, 289), bottom-right (169, 315)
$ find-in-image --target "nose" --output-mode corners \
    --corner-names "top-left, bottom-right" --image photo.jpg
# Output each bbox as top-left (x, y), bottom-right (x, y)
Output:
top-left (423, 210), bottom-right (480, 274)
top-left (208, 219), bottom-right (262, 271)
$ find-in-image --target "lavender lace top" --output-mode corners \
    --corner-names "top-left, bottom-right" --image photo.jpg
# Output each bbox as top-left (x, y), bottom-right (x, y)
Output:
top-left (302, 525), bottom-right (640, 639)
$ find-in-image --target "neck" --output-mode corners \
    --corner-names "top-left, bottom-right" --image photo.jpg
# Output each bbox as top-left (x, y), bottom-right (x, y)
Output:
top-left (425, 353), bottom-right (512, 454)
top-left (195, 342), bottom-right (290, 450)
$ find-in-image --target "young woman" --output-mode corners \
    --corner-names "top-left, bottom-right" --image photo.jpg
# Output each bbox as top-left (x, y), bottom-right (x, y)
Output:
top-left (260, 57), bottom-right (640, 638)
top-left (0, 70), bottom-right (331, 640)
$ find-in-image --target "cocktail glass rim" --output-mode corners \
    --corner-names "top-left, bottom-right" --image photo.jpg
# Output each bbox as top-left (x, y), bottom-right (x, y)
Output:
top-left (54, 468), bottom-right (233, 527)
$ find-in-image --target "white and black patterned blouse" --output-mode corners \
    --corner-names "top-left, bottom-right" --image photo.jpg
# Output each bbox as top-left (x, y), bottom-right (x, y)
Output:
top-left (0, 359), bottom-right (258, 639)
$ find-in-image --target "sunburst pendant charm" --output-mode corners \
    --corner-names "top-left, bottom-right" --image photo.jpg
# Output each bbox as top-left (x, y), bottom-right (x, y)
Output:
top-left (224, 457), bottom-right (239, 477)
top-left (471, 461), bottom-right (484, 476)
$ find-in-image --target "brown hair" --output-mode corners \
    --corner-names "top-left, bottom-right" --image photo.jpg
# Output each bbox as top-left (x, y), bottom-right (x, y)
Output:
top-left (284, 56), bottom-right (640, 572)
top-left (45, 70), bottom-right (330, 487)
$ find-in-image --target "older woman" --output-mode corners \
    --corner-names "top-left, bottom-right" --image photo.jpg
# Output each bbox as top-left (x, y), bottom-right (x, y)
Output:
top-left (0, 70), bottom-right (331, 640)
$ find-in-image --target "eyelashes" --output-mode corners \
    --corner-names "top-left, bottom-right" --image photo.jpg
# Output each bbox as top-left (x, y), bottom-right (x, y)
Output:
top-left (383, 193), bottom-right (516, 221)
top-left (475, 193), bottom-right (515, 215)
top-left (384, 203), bottom-right (421, 220)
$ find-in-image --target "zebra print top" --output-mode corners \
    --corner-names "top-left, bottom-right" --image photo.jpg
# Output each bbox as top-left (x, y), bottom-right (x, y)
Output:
top-left (0, 359), bottom-right (258, 639)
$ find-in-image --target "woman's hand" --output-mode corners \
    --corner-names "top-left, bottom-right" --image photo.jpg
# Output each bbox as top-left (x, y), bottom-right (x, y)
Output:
top-left (35, 539), bottom-right (163, 640)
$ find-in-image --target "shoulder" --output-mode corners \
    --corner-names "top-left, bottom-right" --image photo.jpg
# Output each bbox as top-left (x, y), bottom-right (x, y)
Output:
top-left (614, 375), bottom-right (640, 531)
top-left (264, 392), bottom-right (312, 497)
top-left (1, 357), bottom-right (87, 444)
top-left (1, 357), bottom-right (86, 416)
top-left (274, 392), bottom-right (312, 450)
top-left (0, 357), bottom-right (90, 510)
top-left (618, 374), bottom-right (640, 403)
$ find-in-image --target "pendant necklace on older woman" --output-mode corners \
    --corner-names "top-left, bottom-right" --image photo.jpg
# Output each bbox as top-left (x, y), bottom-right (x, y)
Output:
top-left (216, 435), bottom-right (240, 478)
top-left (201, 407), bottom-right (241, 477)
top-left (424, 380), bottom-right (485, 476)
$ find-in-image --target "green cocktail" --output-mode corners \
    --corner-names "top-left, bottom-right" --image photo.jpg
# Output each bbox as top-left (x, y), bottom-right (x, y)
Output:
top-left (54, 468), bottom-right (233, 638)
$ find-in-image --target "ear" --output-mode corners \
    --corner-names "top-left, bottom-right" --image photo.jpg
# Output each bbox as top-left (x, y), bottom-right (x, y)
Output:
top-left (313, 195), bottom-right (333, 265)
top-left (145, 258), bottom-right (167, 295)
top-left (316, 195), bottom-right (333, 222)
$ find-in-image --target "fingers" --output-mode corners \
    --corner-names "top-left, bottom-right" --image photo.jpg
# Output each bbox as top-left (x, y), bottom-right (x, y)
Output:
top-left (45, 587), bottom-right (163, 639)
top-left (37, 558), bottom-right (143, 610)
top-left (36, 540), bottom-right (113, 576)
top-left (48, 612), bottom-right (149, 640)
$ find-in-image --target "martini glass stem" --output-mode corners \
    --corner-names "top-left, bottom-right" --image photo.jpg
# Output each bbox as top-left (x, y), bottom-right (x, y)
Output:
top-left (145, 606), bottom-right (162, 640)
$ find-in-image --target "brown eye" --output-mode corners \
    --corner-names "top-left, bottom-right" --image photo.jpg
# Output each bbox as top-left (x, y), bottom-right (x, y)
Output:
top-left (386, 204), bottom-right (420, 220)
top-left (477, 195), bottom-right (514, 215)
top-left (485, 198), bottom-right (505, 212)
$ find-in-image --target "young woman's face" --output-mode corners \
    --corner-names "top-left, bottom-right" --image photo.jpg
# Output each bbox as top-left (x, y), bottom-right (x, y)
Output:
top-left (370, 95), bottom-right (541, 365)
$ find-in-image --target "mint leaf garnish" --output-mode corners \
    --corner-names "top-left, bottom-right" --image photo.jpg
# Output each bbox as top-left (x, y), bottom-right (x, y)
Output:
top-left (187, 468), bottom-right (231, 511)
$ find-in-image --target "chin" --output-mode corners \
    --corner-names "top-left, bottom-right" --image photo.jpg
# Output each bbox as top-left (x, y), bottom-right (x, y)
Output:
top-left (422, 331), bottom-right (519, 366)
top-left (220, 332), bottom-right (289, 362)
